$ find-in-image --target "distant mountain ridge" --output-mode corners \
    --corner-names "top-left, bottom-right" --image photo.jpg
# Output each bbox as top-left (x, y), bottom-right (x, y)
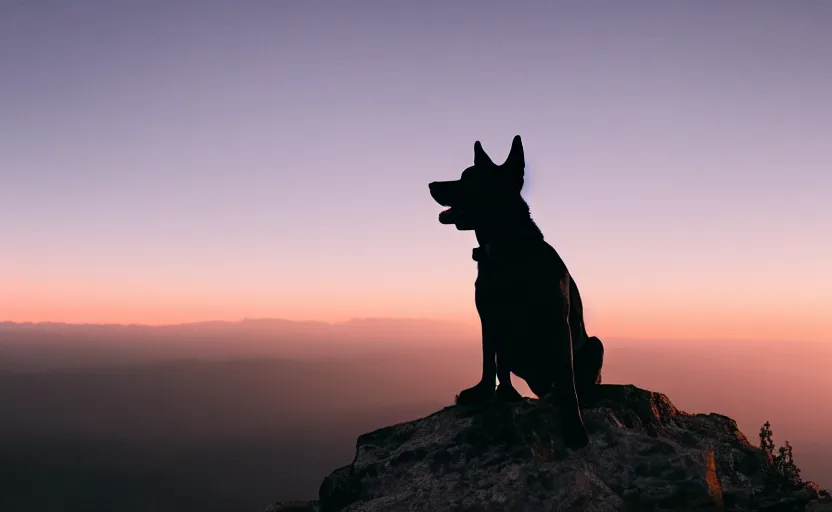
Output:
top-left (0, 317), bottom-right (479, 371)
top-left (0, 317), bottom-right (474, 330)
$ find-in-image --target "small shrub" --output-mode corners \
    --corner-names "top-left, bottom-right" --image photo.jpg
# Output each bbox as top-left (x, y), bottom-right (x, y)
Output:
top-left (759, 421), bottom-right (802, 488)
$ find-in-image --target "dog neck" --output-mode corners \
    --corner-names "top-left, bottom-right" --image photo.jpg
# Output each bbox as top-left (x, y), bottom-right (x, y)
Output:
top-left (472, 217), bottom-right (544, 263)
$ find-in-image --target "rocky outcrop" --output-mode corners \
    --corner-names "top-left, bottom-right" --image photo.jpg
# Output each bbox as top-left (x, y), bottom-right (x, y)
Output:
top-left (267, 384), bottom-right (831, 511)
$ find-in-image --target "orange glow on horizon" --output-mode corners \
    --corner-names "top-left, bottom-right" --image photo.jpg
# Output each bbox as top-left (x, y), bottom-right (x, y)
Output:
top-left (4, 292), bottom-right (829, 345)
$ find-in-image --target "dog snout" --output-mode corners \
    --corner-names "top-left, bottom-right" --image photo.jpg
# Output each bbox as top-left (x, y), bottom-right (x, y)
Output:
top-left (429, 180), bottom-right (460, 207)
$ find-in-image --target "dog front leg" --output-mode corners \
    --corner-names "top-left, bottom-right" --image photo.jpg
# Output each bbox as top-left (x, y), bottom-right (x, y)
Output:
top-left (495, 352), bottom-right (523, 402)
top-left (481, 325), bottom-right (497, 384)
top-left (455, 318), bottom-right (498, 406)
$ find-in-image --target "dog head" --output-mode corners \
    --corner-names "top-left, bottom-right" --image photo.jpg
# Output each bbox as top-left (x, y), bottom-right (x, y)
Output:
top-left (429, 135), bottom-right (526, 231)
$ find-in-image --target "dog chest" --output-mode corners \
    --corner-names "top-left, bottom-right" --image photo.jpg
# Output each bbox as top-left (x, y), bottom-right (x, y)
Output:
top-left (475, 268), bottom-right (554, 335)
top-left (474, 260), bottom-right (559, 301)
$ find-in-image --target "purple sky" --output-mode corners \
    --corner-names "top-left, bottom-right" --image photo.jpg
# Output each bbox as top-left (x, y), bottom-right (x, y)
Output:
top-left (1, 1), bottom-right (830, 340)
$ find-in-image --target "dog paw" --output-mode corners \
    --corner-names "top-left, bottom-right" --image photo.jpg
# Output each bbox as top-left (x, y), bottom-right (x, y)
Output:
top-left (539, 392), bottom-right (590, 449)
top-left (455, 382), bottom-right (495, 406)
top-left (495, 383), bottom-right (523, 403)
top-left (563, 423), bottom-right (590, 450)
top-left (562, 414), bottom-right (590, 450)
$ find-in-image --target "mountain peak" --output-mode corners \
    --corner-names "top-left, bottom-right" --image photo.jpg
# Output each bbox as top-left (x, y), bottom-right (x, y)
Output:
top-left (268, 385), bottom-right (831, 511)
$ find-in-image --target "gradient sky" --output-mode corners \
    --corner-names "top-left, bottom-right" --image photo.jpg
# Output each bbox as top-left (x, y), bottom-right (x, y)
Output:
top-left (2, 1), bottom-right (830, 342)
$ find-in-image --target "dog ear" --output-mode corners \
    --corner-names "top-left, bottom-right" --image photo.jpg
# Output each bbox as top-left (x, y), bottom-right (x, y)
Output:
top-left (504, 135), bottom-right (525, 170)
top-left (474, 141), bottom-right (494, 166)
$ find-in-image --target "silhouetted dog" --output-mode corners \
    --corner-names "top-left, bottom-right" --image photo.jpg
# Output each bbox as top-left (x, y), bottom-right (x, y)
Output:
top-left (429, 135), bottom-right (604, 449)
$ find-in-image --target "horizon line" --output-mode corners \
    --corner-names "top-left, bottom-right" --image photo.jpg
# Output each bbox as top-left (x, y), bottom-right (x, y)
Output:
top-left (0, 316), bottom-right (480, 329)
top-left (1, 318), bottom-right (823, 347)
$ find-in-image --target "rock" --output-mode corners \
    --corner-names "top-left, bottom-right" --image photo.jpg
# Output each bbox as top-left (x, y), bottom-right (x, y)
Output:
top-left (267, 384), bottom-right (831, 511)
top-left (265, 501), bottom-right (320, 512)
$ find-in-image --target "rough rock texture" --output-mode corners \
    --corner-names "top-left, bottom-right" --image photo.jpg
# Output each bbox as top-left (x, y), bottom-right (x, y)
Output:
top-left (267, 384), bottom-right (831, 512)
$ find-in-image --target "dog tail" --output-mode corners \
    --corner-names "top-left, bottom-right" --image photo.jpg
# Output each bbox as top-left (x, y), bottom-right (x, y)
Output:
top-left (575, 335), bottom-right (605, 396)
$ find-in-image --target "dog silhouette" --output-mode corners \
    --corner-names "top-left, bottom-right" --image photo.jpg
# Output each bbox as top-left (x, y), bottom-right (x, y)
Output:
top-left (429, 135), bottom-right (604, 449)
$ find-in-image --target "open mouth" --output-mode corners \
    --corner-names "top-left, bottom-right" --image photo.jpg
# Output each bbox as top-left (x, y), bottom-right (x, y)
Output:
top-left (430, 181), bottom-right (463, 224)
top-left (430, 180), bottom-right (473, 228)
top-left (438, 207), bottom-right (475, 230)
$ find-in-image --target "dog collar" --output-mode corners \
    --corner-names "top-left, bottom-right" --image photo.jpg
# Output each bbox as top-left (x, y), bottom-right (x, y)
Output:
top-left (472, 237), bottom-right (544, 263)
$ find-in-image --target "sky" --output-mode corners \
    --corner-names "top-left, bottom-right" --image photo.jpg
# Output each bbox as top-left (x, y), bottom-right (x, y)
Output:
top-left (1, 1), bottom-right (830, 342)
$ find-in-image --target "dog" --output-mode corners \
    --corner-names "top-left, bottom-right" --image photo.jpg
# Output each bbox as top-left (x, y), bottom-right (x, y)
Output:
top-left (428, 135), bottom-right (604, 449)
